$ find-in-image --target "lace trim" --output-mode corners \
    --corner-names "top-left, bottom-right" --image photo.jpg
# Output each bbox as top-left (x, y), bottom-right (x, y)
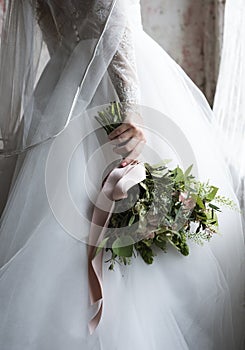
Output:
top-left (108, 26), bottom-right (140, 108)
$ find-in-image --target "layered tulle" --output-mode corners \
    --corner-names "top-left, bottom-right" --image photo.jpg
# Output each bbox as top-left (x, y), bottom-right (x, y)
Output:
top-left (0, 3), bottom-right (244, 350)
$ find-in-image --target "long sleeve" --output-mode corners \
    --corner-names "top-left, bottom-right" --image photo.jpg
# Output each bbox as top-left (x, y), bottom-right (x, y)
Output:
top-left (107, 23), bottom-right (140, 109)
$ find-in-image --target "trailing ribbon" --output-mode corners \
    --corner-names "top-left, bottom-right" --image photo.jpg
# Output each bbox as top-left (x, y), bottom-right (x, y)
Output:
top-left (87, 161), bottom-right (146, 334)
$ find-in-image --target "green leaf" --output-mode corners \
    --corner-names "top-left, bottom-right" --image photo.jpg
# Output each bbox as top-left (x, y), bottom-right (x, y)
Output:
top-left (128, 215), bottom-right (135, 226)
top-left (154, 234), bottom-right (167, 250)
top-left (112, 236), bottom-right (135, 257)
top-left (180, 243), bottom-right (189, 256)
top-left (192, 194), bottom-right (205, 209)
top-left (206, 186), bottom-right (219, 201)
top-left (174, 166), bottom-right (184, 183)
top-left (206, 211), bottom-right (219, 226)
top-left (184, 164), bottom-right (193, 178)
top-left (208, 203), bottom-right (221, 211)
top-left (94, 237), bottom-right (109, 257)
top-left (135, 242), bottom-right (154, 264)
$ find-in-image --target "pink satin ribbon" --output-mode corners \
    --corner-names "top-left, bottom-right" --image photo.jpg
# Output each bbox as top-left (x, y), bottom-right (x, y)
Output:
top-left (87, 161), bottom-right (146, 334)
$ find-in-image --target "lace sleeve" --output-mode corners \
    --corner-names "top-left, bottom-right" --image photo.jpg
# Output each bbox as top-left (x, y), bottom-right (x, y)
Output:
top-left (107, 24), bottom-right (140, 111)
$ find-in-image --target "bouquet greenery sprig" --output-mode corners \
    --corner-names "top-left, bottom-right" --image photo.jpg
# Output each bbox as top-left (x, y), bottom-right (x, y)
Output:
top-left (95, 102), bottom-right (235, 270)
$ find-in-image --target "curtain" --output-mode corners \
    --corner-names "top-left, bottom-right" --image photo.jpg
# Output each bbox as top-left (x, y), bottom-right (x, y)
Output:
top-left (213, 0), bottom-right (245, 210)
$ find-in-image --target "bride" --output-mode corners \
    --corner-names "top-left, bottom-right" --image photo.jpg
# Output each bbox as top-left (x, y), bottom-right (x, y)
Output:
top-left (0, 1), bottom-right (244, 349)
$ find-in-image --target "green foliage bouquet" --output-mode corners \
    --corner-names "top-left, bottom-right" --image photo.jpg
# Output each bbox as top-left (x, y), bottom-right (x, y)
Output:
top-left (95, 102), bottom-right (235, 270)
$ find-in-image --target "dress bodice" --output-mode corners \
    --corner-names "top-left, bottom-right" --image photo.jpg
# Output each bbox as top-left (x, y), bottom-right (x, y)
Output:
top-left (36, 1), bottom-right (109, 52)
top-left (35, 0), bottom-right (142, 108)
top-left (36, 0), bottom-right (142, 52)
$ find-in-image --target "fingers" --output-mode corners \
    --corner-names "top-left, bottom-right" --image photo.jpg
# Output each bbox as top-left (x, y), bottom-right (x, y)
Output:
top-left (108, 123), bottom-right (131, 140)
top-left (120, 140), bottom-right (146, 167)
top-left (108, 117), bottom-right (146, 167)
top-left (113, 136), bottom-right (139, 155)
top-left (110, 123), bottom-right (145, 144)
top-left (110, 128), bottom-right (135, 145)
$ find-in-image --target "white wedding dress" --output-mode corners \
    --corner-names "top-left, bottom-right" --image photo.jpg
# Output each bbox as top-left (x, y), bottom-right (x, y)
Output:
top-left (0, 1), bottom-right (244, 349)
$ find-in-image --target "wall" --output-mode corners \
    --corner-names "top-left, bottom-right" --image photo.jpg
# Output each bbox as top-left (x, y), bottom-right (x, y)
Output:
top-left (141, 0), bottom-right (225, 104)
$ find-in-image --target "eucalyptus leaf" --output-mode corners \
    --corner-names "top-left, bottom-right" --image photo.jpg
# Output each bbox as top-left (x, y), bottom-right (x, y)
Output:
top-left (174, 167), bottom-right (184, 183)
top-left (184, 164), bottom-right (193, 178)
top-left (128, 215), bottom-right (135, 226)
top-left (206, 186), bottom-right (219, 201)
top-left (112, 236), bottom-right (135, 257)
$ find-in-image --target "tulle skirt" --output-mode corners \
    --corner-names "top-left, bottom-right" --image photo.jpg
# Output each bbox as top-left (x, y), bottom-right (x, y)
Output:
top-left (0, 28), bottom-right (244, 350)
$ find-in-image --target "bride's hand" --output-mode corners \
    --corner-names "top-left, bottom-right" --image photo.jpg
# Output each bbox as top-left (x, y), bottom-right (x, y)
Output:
top-left (108, 115), bottom-right (146, 167)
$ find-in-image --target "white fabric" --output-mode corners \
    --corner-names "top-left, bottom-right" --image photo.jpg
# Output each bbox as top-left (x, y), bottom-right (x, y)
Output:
top-left (0, 0), bottom-right (127, 215)
top-left (213, 0), bottom-right (245, 209)
top-left (0, 1), bottom-right (244, 349)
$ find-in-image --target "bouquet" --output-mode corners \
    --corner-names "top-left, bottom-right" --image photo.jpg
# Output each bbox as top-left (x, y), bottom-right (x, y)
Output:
top-left (94, 102), bottom-right (235, 270)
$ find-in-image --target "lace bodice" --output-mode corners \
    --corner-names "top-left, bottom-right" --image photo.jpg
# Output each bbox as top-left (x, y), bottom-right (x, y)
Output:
top-left (35, 0), bottom-right (141, 106)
